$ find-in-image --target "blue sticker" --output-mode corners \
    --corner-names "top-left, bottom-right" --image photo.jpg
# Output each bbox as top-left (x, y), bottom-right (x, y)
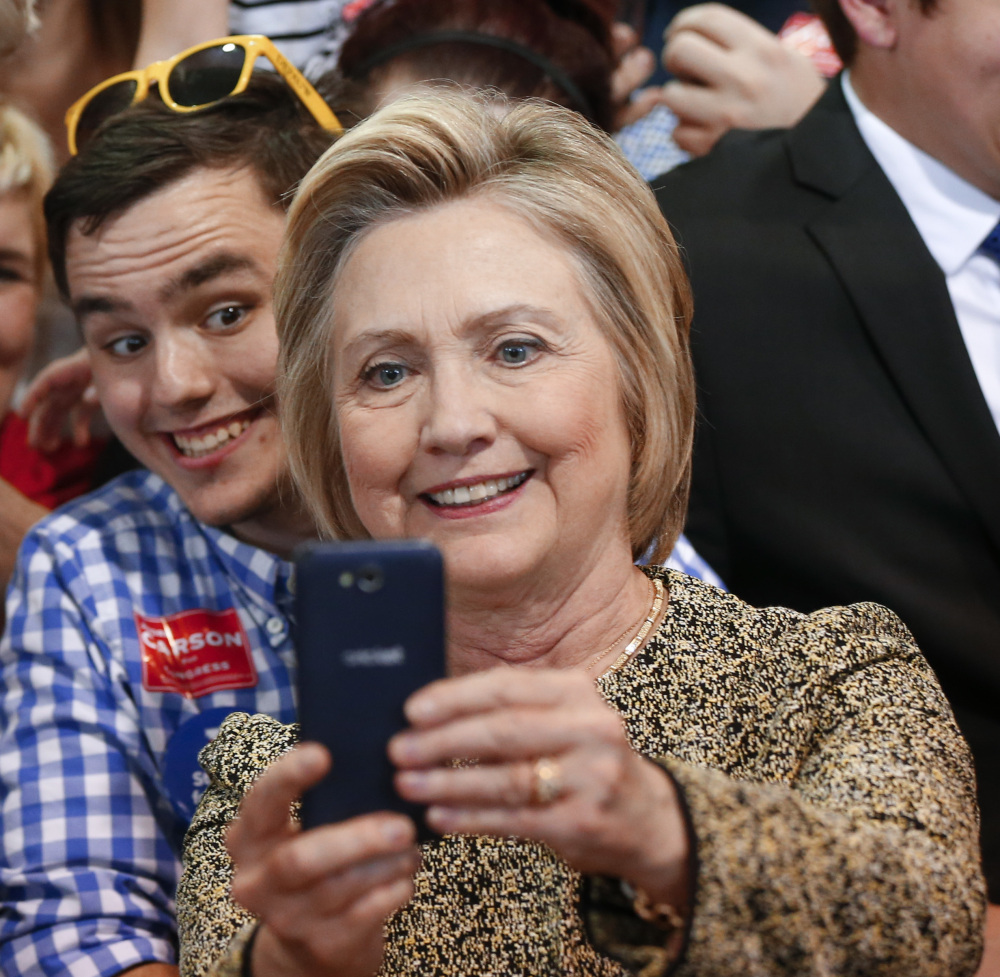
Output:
top-left (162, 707), bottom-right (238, 821)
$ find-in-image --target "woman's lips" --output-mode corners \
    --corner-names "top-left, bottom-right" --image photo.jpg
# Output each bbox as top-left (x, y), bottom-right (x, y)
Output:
top-left (419, 470), bottom-right (532, 519)
top-left (422, 470), bottom-right (531, 507)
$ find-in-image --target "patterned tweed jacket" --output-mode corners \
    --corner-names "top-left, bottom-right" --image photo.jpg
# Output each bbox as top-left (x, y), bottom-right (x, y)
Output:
top-left (177, 569), bottom-right (986, 977)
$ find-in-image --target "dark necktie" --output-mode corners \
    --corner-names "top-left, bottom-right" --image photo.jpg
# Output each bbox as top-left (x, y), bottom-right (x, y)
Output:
top-left (979, 221), bottom-right (1000, 265)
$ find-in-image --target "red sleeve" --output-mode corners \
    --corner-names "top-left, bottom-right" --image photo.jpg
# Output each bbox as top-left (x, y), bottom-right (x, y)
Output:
top-left (0, 412), bottom-right (106, 509)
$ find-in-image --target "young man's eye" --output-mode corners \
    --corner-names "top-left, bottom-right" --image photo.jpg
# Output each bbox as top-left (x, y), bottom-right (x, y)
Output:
top-left (363, 361), bottom-right (409, 388)
top-left (105, 334), bottom-right (147, 357)
top-left (204, 305), bottom-right (248, 330)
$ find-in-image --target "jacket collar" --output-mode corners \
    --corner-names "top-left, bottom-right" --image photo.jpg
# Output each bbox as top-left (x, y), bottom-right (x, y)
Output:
top-left (788, 77), bottom-right (876, 199)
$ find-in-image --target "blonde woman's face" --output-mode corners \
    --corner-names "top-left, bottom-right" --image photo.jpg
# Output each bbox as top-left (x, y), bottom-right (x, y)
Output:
top-left (329, 197), bottom-right (634, 595)
top-left (0, 189), bottom-right (39, 414)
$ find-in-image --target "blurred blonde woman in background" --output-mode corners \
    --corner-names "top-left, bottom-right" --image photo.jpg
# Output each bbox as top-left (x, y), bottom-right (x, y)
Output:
top-left (0, 103), bottom-right (102, 595)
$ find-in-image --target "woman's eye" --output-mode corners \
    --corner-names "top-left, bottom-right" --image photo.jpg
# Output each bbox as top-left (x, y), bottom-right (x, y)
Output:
top-left (204, 305), bottom-right (248, 330)
top-left (364, 362), bottom-right (409, 388)
top-left (498, 340), bottom-right (540, 366)
top-left (106, 334), bottom-right (147, 357)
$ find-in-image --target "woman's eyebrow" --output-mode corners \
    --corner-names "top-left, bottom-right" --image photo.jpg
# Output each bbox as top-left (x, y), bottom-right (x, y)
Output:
top-left (345, 305), bottom-right (562, 346)
top-left (340, 305), bottom-right (566, 360)
top-left (468, 304), bottom-right (563, 334)
top-left (341, 328), bottom-right (415, 359)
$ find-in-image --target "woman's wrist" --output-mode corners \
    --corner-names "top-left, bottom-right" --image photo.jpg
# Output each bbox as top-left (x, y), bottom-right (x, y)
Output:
top-left (618, 757), bottom-right (693, 909)
top-left (621, 879), bottom-right (687, 931)
top-left (241, 922), bottom-right (261, 977)
top-left (245, 922), bottom-right (314, 977)
top-left (208, 921), bottom-right (261, 977)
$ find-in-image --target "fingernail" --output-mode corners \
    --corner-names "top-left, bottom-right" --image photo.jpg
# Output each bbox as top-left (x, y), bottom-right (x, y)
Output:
top-left (392, 733), bottom-right (418, 762)
top-left (427, 806), bottom-right (457, 832)
top-left (406, 695), bottom-right (438, 723)
top-left (382, 819), bottom-right (410, 843)
top-left (397, 771), bottom-right (427, 794)
top-left (297, 742), bottom-right (328, 772)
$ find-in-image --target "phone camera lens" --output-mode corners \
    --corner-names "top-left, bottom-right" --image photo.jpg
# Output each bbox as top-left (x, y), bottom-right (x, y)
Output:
top-left (357, 566), bottom-right (384, 593)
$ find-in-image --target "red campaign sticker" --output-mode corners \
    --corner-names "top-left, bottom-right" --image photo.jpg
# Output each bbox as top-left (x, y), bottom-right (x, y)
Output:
top-left (342, 0), bottom-right (377, 22)
top-left (778, 13), bottom-right (843, 78)
top-left (136, 608), bottom-right (258, 699)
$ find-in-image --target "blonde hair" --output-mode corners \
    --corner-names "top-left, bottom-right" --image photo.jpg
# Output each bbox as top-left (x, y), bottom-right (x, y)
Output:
top-left (276, 89), bottom-right (694, 562)
top-left (0, 101), bottom-right (54, 281)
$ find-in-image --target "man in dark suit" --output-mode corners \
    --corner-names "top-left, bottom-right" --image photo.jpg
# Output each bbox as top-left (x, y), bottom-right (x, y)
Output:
top-left (653, 0), bottom-right (1000, 907)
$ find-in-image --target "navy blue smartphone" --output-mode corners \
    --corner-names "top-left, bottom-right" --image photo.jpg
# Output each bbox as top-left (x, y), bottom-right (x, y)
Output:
top-left (294, 539), bottom-right (446, 838)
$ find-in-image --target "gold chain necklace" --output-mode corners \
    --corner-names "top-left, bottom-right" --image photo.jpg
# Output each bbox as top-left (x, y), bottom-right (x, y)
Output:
top-left (585, 576), bottom-right (664, 676)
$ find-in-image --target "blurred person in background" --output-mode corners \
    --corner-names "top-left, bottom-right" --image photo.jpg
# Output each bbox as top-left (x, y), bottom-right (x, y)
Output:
top-left (0, 0), bottom-right (139, 165)
top-left (0, 102), bottom-right (104, 604)
top-left (0, 0), bottom-right (37, 57)
top-left (336, 0), bottom-right (620, 131)
top-left (616, 0), bottom-right (833, 174)
top-left (654, 0), bottom-right (1000, 964)
top-left (334, 0), bottom-right (832, 173)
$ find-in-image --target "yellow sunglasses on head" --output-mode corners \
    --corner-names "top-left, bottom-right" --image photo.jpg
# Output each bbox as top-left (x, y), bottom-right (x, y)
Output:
top-left (65, 34), bottom-right (343, 155)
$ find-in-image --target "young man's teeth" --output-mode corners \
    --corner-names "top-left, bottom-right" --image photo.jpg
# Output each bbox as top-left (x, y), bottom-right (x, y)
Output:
top-left (174, 419), bottom-right (251, 458)
top-left (429, 472), bottom-right (528, 506)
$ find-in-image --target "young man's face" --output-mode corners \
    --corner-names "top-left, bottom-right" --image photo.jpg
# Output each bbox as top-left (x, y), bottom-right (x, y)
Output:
top-left (66, 166), bottom-right (304, 549)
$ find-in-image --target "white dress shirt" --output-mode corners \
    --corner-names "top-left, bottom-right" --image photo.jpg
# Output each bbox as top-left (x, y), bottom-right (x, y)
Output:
top-left (842, 73), bottom-right (1000, 434)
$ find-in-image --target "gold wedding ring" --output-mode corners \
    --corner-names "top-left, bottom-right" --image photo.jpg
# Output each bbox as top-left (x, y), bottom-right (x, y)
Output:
top-left (530, 756), bottom-right (563, 805)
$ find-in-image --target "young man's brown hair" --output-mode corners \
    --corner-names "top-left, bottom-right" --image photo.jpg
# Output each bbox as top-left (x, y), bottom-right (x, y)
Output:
top-left (45, 71), bottom-right (338, 298)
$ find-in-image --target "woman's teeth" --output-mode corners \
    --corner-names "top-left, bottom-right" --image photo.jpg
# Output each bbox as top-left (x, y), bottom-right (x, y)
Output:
top-left (427, 471), bottom-right (529, 507)
top-left (173, 419), bottom-right (251, 459)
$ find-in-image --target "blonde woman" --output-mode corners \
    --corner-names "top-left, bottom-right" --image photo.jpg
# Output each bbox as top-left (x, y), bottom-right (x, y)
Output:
top-left (0, 103), bottom-right (100, 590)
top-left (177, 91), bottom-right (986, 977)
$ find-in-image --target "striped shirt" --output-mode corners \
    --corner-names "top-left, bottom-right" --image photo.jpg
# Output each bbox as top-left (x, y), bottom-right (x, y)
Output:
top-left (229, 0), bottom-right (354, 78)
top-left (229, 0), bottom-right (691, 179)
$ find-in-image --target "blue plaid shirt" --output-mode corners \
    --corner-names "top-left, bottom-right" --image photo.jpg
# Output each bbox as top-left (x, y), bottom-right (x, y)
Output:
top-left (662, 533), bottom-right (724, 588)
top-left (0, 470), bottom-right (298, 977)
top-left (615, 105), bottom-right (690, 182)
top-left (0, 468), bottom-right (720, 976)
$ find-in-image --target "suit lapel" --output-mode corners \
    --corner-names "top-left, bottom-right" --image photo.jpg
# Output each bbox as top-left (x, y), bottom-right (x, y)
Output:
top-left (791, 84), bottom-right (1000, 555)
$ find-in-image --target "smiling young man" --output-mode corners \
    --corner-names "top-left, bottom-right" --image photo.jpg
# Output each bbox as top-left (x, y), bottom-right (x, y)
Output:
top-left (65, 165), bottom-right (296, 553)
top-left (0, 75), bottom-right (334, 977)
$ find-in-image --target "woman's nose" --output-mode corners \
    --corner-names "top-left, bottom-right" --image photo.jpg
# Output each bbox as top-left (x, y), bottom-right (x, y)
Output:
top-left (151, 332), bottom-right (215, 409)
top-left (419, 367), bottom-right (497, 456)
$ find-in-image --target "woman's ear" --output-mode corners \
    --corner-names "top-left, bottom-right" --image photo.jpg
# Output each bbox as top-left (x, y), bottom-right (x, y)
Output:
top-left (838, 0), bottom-right (899, 49)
